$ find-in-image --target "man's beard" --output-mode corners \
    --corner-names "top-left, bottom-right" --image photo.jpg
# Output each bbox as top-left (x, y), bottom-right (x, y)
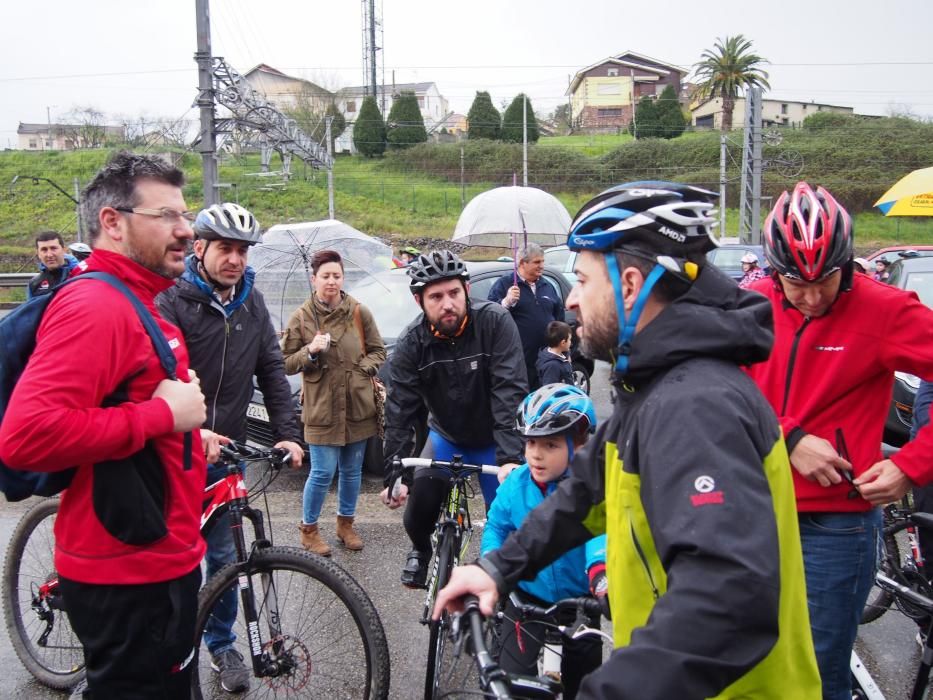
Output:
top-left (430, 309), bottom-right (466, 336)
top-left (579, 309), bottom-right (619, 363)
top-left (125, 229), bottom-right (184, 279)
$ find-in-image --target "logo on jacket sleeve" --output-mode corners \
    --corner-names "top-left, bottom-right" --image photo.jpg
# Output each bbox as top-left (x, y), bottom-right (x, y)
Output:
top-left (168, 337), bottom-right (180, 350)
top-left (690, 475), bottom-right (724, 507)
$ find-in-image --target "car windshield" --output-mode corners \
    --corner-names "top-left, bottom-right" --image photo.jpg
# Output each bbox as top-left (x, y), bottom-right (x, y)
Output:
top-left (905, 271), bottom-right (933, 309)
top-left (348, 272), bottom-right (421, 343)
top-left (712, 248), bottom-right (755, 269)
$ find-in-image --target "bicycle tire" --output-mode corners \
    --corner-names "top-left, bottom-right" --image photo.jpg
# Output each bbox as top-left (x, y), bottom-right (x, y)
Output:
top-left (425, 526), bottom-right (458, 699)
top-left (191, 546), bottom-right (389, 700)
top-left (861, 528), bottom-right (900, 624)
top-left (2, 498), bottom-right (85, 689)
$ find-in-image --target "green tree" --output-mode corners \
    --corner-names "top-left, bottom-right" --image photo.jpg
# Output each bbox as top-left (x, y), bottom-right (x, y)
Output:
top-left (386, 91), bottom-right (428, 149)
top-left (692, 34), bottom-right (770, 131)
top-left (551, 104), bottom-right (571, 133)
top-left (500, 94), bottom-right (539, 143)
top-left (466, 91), bottom-right (501, 140)
top-left (628, 97), bottom-right (659, 138)
top-left (655, 85), bottom-right (687, 139)
top-left (352, 96), bottom-right (386, 157)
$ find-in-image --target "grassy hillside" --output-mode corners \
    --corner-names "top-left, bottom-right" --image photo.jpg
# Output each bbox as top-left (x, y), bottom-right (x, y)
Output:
top-left (1, 113), bottom-right (931, 260)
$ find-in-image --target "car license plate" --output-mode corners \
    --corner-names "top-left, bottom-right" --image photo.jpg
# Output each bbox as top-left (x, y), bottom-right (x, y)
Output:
top-left (247, 403), bottom-right (269, 422)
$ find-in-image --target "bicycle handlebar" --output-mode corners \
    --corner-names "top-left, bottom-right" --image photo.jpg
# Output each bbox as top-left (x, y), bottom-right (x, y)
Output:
top-left (389, 457), bottom-right (500, 499)
top-left (507, 592), bottom-right (603, 622)
top-left (218, 441), bottom-right (291, 469)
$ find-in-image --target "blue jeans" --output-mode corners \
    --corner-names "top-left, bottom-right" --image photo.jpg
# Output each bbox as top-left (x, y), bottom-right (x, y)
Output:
top-left (203, 462), bottom-right (240, 656)
top-left (799, 509), bottom-right (881, 700)
top-left (425, 431), bottom-right (499, 506)
top-left (303, 441), bottom-right (368, 525)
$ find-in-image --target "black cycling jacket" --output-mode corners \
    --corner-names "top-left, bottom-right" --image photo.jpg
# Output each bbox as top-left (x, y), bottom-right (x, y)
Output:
top-left (383, 300), bottom-right (528, 483)
top-left (156, 259), bottom-right (301, 445)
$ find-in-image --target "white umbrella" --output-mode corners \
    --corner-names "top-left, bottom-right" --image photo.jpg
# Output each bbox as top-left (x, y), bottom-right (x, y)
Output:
top-left (250, 219), bottom-right (394, 331)
top-left (452, 186), bottom-right (572, 248)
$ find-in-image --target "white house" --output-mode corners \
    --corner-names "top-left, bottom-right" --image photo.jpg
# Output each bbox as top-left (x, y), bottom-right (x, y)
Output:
top-left (691, 97), bottom-right (853, 129)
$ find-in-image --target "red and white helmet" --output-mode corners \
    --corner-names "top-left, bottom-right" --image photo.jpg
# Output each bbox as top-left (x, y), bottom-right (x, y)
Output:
top-left (763, 182), bottom-right (852, 281)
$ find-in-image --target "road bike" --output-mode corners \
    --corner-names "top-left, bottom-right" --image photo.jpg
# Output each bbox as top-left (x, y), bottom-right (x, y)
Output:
top-left (3, 442), bottom-right (391, 699)
top-left (438, 594), bottom-right (608, 699)
top-left (389, 456), bottom-right (499, 699)
top-left (861, 496), bottom-right (931, 624)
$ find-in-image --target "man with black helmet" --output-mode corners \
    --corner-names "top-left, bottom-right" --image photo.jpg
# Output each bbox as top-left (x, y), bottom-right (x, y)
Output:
top-left (745, 182), bottom-right (933, 700)
top-left (379, 249), bottom-right (528, 588)
top-left (434, 182), bottom-right (821, 698)
top-left (157, 202), bottom-right (303, 694)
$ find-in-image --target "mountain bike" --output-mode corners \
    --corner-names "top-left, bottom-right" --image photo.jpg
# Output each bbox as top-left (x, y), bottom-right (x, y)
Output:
top-left (861, 497), bottom-right (930, 624)
top-left (438, 594), bottom-right (609, 699)
top-left (3, 442), bottom-right (391, 699)
top-left (851, 565), bottom-right (933, 700)
top-left (388, 456), bottom-right (499, 700)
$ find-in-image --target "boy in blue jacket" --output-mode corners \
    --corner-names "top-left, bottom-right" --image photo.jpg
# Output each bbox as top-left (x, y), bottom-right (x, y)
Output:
top-left (482, 383), bottom-right (606, 699)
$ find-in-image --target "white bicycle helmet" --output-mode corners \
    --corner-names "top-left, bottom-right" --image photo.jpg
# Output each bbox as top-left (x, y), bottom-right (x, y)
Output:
top-left (194, 203), bottom-right (262, 245)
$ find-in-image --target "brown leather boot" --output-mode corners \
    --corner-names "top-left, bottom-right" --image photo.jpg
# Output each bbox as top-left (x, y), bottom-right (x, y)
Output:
top-left (336, 516), bottom-right (363, 551)
top-left (298, 523), bottom-right (331, 557)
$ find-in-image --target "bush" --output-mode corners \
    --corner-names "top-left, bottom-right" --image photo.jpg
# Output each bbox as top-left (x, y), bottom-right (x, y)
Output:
top-left (467, 92), bottom-right (501, 140)
top-left (655, 85), bottom-right (687, 140)
top-left (386, 91), bottom-right (427, 149)
top-left (500, 94), bottom-right (539, 144)
top-left (353, 97), bottom-right (387, 157)
top-left (629, 97), bottom-right (658, 138)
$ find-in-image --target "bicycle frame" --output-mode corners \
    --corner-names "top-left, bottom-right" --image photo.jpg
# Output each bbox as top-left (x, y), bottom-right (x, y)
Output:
top-left (421, 476), bottom-right (472, 625)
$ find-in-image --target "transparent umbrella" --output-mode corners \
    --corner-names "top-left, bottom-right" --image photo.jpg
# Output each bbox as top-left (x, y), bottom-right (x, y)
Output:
top-left (452, 186), bottom-right (572, 283)
top-left (249, 219), bottom-right (394, 331)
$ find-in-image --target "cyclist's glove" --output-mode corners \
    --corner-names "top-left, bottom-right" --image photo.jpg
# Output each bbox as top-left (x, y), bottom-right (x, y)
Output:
top-left (588, 563), bottom-right (611, 621)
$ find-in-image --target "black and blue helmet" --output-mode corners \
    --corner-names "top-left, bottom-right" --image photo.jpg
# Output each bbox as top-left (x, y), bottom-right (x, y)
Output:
top-left (567, 181), bottom-right (719, 258)
top-left (516, 384), bottom-right (596, 438)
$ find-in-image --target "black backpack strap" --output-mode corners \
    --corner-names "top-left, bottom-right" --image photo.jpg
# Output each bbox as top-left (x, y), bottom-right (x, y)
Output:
top-left (72, 272), bottom-right (193, 470)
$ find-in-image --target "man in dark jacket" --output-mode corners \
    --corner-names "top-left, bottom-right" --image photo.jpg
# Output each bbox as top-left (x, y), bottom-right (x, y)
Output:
top-left (157, 202), bottom-right (303, 694)
top-left (487, 243), bottom-right (564, 389)
top-left (434, 183), bottom-right (821, 698)
top-left (379, 250), bottom-right (528, 588)
top-left (28, 230), bottom-right (79, 299)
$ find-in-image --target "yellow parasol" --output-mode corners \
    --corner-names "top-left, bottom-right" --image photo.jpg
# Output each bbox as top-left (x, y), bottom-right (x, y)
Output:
top-left (875, 166), bottom-right (933, 216)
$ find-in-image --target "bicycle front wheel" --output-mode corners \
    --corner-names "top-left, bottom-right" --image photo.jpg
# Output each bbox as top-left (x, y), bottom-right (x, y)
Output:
top-left (192, 546), bottom-right (389, 700)
top-left (2, 498), bottom-right (85, 689)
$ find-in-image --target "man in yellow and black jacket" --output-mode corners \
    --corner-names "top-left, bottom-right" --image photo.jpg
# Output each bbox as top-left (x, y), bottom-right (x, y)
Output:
top-left (434, 182), bottom-right (821, 699)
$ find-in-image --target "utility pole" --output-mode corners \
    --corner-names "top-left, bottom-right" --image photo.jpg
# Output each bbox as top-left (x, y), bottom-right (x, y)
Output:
top-left (46, 107), bottom-right (52, 151)
top-left (739, 87), bottom-right (763, 244)
top-left (73, 177), bottom-right (82, 241)
top-left (326, 117), bottom-right (335, 219)
top-left (719, 134), bottom-right (727, 239)
top-left (195, 0), bottom-right (219, 206)
top-left (522, 95), bottom-right (528, 187)
top-left (460, 147), bottom-right (466, 207)
top-left (630, 69), bottom-right (637, 139)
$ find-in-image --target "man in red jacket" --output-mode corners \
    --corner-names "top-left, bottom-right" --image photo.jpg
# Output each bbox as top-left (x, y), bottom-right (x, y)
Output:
top-left (0, 152), bottom-right (208, 698)
top-left (745, 182), bottom-right (933, 700)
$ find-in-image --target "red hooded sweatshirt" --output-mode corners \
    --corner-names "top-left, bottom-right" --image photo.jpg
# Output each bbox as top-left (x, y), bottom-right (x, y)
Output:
top-left (0, 249), bottom-right (206, 584)
top-left (745, 273), bottom-right (933, 512)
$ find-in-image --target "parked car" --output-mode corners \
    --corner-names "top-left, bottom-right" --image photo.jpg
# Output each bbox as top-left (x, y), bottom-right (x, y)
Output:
top-left (867, 245), bottom-right (933, 264)
top-left (706, 244), bottom-right (768, 282)
top-left (880, 255), bottom-right (933, 446)
top-left (245, 261), bottom-right (594, 473)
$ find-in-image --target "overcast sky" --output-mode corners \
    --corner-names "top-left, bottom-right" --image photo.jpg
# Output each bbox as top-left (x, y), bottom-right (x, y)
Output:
top-left (2, 0), bottom-right (930, 148)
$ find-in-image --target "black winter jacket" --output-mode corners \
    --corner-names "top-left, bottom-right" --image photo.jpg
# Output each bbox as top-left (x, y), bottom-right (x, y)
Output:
top-left (383, 300), bottom-right (528, 483)
top-left (156, 258), bottom-right (301, 444)
top-left (536, 347), bottom-right (573, 386)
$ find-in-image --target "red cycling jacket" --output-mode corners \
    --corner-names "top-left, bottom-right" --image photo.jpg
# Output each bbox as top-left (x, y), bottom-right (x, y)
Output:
top-left (0, 249), bottom-right (206, 584)
top-left (745, 273), bottom-right (933, 512)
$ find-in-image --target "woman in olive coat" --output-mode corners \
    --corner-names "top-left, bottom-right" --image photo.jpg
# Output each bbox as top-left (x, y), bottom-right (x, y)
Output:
top-left (282, 250), bottom-right (386, 555)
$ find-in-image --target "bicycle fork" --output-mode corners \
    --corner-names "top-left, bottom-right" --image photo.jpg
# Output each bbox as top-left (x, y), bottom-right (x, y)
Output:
top-left (850, 649), bottom-right (884, 700)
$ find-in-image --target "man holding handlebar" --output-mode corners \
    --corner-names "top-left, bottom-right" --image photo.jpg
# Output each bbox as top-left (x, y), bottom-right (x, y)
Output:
top-left (434, 183), bottom-right (820, 698)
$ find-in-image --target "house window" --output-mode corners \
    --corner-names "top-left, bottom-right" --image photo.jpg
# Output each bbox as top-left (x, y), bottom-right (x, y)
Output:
top-left (45, 140), bottom-right (52, 148)
top-left (607, 68), bottom-right (618, 77)
top-left (597, 83), bottom-right (622, 96)
top-left (417, 96), bottom-right (425, 108)
top-left (346, 101), bottom-right (356, 113)
top-left (29, 139), bottom-right (37, 148)
top-left (781, 103), bottom-right (788, 114)
top-left (597, 108), bottom-right (623, 118)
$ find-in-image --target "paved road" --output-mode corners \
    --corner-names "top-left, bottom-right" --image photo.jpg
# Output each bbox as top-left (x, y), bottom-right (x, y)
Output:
top-left (0, 361), bottom-right (921, 698)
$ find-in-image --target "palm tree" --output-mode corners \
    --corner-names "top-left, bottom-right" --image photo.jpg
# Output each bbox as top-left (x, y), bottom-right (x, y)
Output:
top-left (693, 35), bottom-right (770, 131)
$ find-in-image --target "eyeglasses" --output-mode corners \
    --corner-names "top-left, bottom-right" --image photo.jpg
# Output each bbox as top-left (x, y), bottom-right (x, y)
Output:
top-left (115, 207), bottom-right (197, 224)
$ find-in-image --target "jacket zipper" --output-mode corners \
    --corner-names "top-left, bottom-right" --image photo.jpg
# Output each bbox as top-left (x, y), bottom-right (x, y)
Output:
top-left (780, 317), bottom-right (810, 416)
top-left (630, 518), bottom-right (660, 600)
top-left (208, 302), bottom-right (229, 433)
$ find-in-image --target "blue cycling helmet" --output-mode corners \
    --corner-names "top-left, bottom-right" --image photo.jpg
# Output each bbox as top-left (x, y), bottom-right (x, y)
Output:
top-left (567, 181), bottom-right (718, 259)
top-left (566, 182), bottom-right (718, 378)
top-left (516, 384), bottom-right (596, 438)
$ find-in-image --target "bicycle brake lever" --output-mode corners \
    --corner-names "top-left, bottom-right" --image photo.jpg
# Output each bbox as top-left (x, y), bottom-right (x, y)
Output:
top-left (565, 624), bottom-right (613, 644)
